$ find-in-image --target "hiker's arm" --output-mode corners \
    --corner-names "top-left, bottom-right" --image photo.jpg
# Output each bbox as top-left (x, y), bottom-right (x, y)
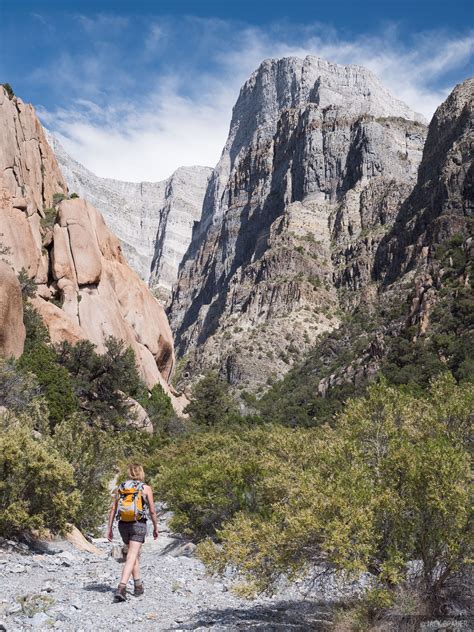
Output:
top-left (107, 493), bottom-right (118, 541)
top-left (145, 485), bottom-right (159, 539)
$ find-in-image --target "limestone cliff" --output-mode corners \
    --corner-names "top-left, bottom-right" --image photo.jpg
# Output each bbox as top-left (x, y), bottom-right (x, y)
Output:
top-left (169, 56), bottom-right (427, 390)
top-left (47, 132), bottom-right (211, 299)
top-left (376, 77), bottom-right (474, 284)
top-left (0, 86), bottom-right (183, 408)
top-left (259, 78), bottom-right (473, 410)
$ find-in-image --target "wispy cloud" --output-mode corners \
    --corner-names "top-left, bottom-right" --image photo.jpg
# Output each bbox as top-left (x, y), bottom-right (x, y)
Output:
top-left (37, 19), bottom-right (474, 182)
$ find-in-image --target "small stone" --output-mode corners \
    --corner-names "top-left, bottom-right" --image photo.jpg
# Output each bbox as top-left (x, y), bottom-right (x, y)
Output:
top-left (9, 564), bottom-right (26, 573)
top-left (58, 551), bottom-right (76, 566)
top-left (31, 612), bottom-right (50, 628)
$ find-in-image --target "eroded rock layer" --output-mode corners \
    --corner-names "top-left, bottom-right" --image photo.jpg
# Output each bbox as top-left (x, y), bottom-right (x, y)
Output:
top-left (169, 56), bottom-right (427, 390)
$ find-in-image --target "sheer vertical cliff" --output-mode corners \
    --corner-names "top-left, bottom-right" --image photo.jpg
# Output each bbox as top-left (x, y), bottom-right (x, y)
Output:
top-left (169, 56), bottom-right (427, 389)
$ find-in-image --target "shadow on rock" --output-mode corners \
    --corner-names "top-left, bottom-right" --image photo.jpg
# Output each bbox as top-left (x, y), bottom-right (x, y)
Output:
top-left (168, 599), bottom-right (333, 631)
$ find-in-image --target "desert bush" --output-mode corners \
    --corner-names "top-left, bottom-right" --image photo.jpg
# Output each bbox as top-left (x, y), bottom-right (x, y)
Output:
top-left (19, 335), bottom-right (77, 428)
top-left (151, 429), bottom-right (272, 538)
top-left (52, 192), bottom-right (67, 204)
top-left (155, 375), bottom-right (472, 602)
top-left (138, 383), bottom-right (175, 433)
top-left (0, 426), bottom-right (80, 536)
top-left (53, 414), bottom-right (119, 534)
top-left (55, 337), bottom-right (142, 429)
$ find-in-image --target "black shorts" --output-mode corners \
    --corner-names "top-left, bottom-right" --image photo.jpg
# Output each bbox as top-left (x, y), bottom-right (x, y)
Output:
top-left (118, 520), bottom-right (147, 544)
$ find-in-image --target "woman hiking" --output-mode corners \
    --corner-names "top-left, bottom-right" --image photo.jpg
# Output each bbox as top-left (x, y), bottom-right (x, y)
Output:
top-left (107, 463), bottom-right (159, 601)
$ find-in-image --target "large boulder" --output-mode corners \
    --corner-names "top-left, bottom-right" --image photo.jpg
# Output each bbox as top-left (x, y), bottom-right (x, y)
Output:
top-left (0, 261), bottom-right (25, 359)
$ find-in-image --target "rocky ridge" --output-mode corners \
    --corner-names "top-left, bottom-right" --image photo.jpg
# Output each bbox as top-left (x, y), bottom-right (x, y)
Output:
top-left (169, 56), bottom-right (427, 391)
top-left (0, 86), bottom-right (183, 408)
top-left (47, 132), bottom-right (212, 300)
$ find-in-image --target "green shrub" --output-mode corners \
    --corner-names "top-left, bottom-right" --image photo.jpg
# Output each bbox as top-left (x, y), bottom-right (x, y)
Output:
top-left (156, 376), bottom-right (472, 601)
top-left (138, 383), bottom-right (174, 433)
top-left (0, 426), bottom-right (80, 536)
top-left (40, 207), bottom-right (57, 229)
top-left (2, 83), bottom-right (14, 99)
top-left (53, 414), bottom-right (118, 534)
top-left (19, 337), bottom-right (77, 428)
top-left (52, 193), bottom-right (67, 205)
top-left (151, 429), bottom-right (269, 538)
top-left (55, 337), bottom-right (142, 429)
top-left (70, 192), bottom-right (79, 199)
top-left (17, 268), bottom-right (37, 300)
top-left (0, 359), bottom-right (48, 432)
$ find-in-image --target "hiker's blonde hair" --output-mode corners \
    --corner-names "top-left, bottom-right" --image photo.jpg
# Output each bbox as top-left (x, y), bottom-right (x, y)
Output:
top-left (128, 463), bottom-right (145, 481)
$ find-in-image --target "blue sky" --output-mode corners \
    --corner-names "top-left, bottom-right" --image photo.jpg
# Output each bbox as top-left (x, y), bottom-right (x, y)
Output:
top-left (1, 0), bottom-right (473, 181)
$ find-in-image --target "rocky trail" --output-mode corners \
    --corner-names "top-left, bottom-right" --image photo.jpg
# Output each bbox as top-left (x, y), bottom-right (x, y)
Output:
top-left (0, 505), bottom-right (337, 632)
top-left (2, 509), bottom-right (469, 632)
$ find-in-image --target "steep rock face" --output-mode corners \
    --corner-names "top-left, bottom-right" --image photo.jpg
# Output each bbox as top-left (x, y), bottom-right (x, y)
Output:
top-left (0, 261), bottom-right (26, 359)
top-left (47, 133), bottom-right (211, 297)
top-left (263, 80), bottom-right (473, 411)
top-left (169, 56), bottom-right (427, 390)
top-left (376, 78), bottom-right (474, 283)
top-left (0, 89), bottom-right (67, 217)
top-left (0, 86), bottom-right (178, 402)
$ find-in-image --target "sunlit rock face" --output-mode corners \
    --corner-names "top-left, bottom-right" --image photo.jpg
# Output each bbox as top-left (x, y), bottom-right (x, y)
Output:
top-left (47, 132), bottom-right (211, 299)
top-left (0, 86), bottom-right (185, 411)
top-left (168, 56), bottom-right (428, 390)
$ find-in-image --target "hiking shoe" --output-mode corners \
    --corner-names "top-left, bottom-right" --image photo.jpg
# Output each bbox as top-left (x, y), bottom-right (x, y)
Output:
top-left (114, 583), bottom-right (127, 602)
top-left (134, 581), bottom-right (144, 597)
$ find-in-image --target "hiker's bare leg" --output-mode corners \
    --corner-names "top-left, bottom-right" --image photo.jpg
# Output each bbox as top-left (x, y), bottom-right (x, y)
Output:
top-left (132, 549), bottom-right (141, 580)
top-left (119, 541), bottom-right (142, 585)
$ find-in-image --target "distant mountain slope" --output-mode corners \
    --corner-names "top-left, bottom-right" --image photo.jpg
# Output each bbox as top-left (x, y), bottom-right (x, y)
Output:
top-left (169, 55), bottom-right (427, 391)
top-left (47, 132), bottom-right (211, 298)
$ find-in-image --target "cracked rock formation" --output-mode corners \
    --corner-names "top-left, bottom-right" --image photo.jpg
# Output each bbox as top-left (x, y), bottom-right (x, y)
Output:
top-left (0, 86), bottom-right (183, 408)
top-left (0, 261), bottom-right (26, 359)
top-left (47, 132), bottom-right (211, 299)
top-left (169, 56), bottom-right (427, 390)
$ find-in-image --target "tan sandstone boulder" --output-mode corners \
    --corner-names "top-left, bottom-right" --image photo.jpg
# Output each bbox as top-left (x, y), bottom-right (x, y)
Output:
top-left (58, 199), bottom-right (102, 285)
top-left (0, 261), bottom-right (26, 359)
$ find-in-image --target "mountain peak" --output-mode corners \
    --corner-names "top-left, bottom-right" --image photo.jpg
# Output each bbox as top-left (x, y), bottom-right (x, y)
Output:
top-left (228, 55), bottom-right (426, 158)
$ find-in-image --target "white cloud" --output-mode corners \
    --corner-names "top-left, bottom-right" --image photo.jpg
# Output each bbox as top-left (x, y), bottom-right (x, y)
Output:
top-left (39, 22), bottom-right (474, 182)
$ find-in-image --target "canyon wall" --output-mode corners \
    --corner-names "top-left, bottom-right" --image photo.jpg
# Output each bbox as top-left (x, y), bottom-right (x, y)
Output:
top-left (169, 56), bottom-right (427, 390)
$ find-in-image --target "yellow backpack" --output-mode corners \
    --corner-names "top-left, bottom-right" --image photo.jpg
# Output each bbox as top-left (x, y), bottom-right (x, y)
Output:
top-left (116, 480), bottom-right (146, 522)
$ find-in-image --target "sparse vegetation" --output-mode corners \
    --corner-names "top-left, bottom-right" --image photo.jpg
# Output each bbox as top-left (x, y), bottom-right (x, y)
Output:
top-left (52, 192), bottom-right (67, 205)
top-left (1, 82), bottom-right (14, 99)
